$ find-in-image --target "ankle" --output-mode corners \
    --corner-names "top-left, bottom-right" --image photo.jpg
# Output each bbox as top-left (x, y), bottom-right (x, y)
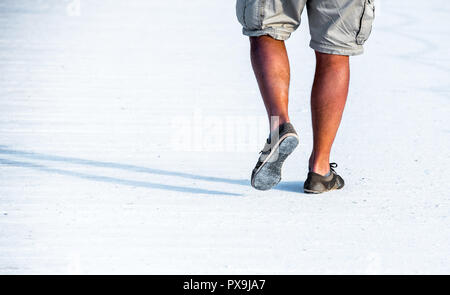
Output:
top-left (309, 155), bottom-right (330, 176)
top-left (310, 164), bottom-right (330, 176)
top-left (269, 116), bottom-right (290, 132)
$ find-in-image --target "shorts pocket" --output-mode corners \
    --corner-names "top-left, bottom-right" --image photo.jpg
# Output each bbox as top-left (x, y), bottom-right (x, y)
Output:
top-left (236, 0), bottom-right (247, 27)
top-left (236, 0), bottom-right (262, 30)
top-left (356, 0), bottom-right (375, 45)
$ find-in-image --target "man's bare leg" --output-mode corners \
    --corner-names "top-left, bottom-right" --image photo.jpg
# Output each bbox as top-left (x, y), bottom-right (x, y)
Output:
top-left (250, 36), bottom-right (290, 131)
top-left (309, 51), bottom-right (350, 176)
top-left (249, 35), bottom-right (299, 191)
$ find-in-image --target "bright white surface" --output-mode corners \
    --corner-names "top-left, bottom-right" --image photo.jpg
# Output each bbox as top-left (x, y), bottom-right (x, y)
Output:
top-left (0, 0), bottom-right (449, 274)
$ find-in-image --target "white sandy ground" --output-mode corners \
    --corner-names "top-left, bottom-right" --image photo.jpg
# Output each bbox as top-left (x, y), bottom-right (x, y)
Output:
top-left (0, 0), bottom-right (449, 274)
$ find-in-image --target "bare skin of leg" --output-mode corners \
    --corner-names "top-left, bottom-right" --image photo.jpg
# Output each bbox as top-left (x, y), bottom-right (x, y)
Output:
top-left (250, 36), bottom-right (349, 176)
top-left (250, 36), bottom-right (290, 132)
top-left (309, 51), bottom-right (350, 175)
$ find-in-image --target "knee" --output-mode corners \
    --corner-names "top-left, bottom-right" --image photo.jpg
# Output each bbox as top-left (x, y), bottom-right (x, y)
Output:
top-left (315, 51), bottom-right (349, 69)
top-left (250, 35), bottom-right (283, 46)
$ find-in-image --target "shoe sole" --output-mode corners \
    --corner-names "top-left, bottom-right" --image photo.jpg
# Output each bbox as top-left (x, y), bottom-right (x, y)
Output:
top-left (304, 187), bottom-right (343, 194)
top-left (251, 135), bottom-right (299, 191)
top-left (304, 188), bottom-right (336, 194)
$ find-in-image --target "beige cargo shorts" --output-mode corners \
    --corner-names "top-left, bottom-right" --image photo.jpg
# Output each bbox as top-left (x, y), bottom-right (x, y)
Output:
top-left (236, 0), bottom-right (375, 55)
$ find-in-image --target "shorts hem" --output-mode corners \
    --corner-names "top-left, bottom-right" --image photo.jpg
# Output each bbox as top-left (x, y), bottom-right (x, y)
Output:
top-left (242, 28), bottom-right (291, 41)
top-left (309, 40), bottom-right (364, 56)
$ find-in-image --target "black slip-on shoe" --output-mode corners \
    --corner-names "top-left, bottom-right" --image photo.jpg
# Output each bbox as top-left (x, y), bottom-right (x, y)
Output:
top-left (303, 163), bottom-right (345, 194)
top-left (251, 122), bottom-right (299, 191)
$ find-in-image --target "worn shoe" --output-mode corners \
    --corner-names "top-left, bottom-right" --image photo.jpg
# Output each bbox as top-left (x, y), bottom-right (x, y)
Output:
top-left (303, 163), bottom-right (345, 194)
top-left (251, 122), bottom-right (299, 191)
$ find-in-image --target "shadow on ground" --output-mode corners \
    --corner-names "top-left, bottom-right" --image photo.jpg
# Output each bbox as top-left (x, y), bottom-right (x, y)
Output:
top-left (275, 181), bottom-right (305, 193)
top-left (0, 146), bottom-right (304, 196)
